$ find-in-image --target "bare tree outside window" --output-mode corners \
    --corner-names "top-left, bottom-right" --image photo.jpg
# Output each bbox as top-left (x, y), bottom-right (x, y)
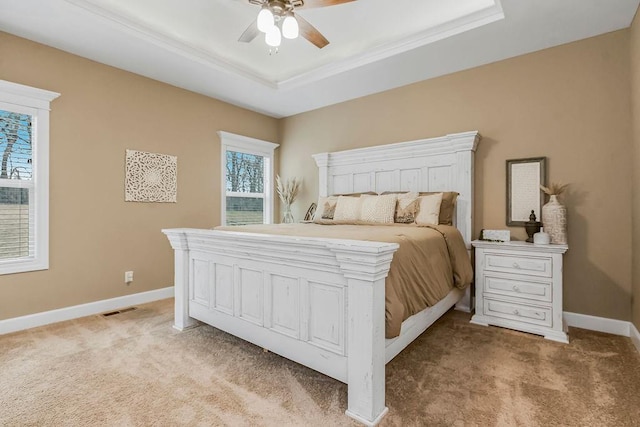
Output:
top-left (0, 110), bottom-right (32, 259)
top-left (226, 151), bottom-right (264, 193)
top-left (225, 151), bottom-right (265, 225)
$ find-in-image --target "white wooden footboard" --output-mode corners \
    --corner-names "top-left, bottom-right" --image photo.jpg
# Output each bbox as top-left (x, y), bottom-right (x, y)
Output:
top-left (163, 130), bottom-right (480, 426)
top-left (163, 228), bottom-right (399, 426)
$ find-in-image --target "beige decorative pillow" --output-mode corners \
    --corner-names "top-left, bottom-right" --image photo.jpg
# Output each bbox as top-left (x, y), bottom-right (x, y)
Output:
top-left (360, 194), bottom-right (397, 224)
top-left (313, 196), bottom-right (338, 221)
top-left (415, 193), bottom-right (443, 225)
top-left (334, 196), bottom-right (362, 221)
top-left (419, 191), bottom-right (458, 225)
top-left (395, 192), bottom-right (419, 223)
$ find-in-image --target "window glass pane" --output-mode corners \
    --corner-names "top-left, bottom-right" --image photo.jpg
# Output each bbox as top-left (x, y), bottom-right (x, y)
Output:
top-left (226, 196), bottom-right (264, 226)
top-left (0, 110), bottom-right (33, 180)
top-left (0, 187), bottom-right (29, 259)
top-left (226, 151), bottom-right (264, 193)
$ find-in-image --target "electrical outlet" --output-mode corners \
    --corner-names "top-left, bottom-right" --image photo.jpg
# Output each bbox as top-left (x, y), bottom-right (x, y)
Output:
top-left (125, 271), bottom-right (134, 284)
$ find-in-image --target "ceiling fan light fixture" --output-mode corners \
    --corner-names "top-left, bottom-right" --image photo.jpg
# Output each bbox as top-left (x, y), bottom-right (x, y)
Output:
top-left (257, 6), bottom-right (274, 33)
top-left (265, 25), bottom-right (282, 47)
top-left (282, 13), bottom-right (299, 39)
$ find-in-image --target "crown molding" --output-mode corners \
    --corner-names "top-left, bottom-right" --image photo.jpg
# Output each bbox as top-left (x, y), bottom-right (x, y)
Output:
top-left (63, 0), bottom-right (278, 88)
top-left (63, 0), bottom-right (503, 90)
top-left (277, 1), bottom-right (504, 89)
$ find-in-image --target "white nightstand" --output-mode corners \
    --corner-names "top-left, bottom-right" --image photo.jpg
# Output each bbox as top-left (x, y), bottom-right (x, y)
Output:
top-left (470, 240), bottom-right (569, 343)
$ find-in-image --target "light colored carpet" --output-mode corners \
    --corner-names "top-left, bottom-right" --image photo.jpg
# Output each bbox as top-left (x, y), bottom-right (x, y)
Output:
top-left (1, 298), bottom-right (639, 426)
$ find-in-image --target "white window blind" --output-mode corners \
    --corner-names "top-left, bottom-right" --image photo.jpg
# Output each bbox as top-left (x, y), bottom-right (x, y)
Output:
top-left (0, 80), bottom-right (59, 275)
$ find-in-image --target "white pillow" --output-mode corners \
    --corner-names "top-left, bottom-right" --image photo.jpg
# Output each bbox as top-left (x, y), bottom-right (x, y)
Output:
top-left (313, 196), bottom-right (339, 221)
top-left (360, 194), bottom-right (397, 224)
top-left (334, 196), bottom-right (362, 221)
top-left (415, 193), bottom-right (443, 225)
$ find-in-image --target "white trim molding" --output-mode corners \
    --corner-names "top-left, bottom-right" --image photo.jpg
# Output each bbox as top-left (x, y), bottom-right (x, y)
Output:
top-left (0, 287), bottom-right (174, 335)
top-left (631, 322), bottom-right (640, 354)
top-left (0, 80), bottom-right (60, 275)
top-left (564, 311), bottom-right (631, 336)
top-left (218, 131), bottom-right (279, 226)
top-left (565, 311), bottom-right (640, 354)
top-left (63, 0), bottom-right (504, 90)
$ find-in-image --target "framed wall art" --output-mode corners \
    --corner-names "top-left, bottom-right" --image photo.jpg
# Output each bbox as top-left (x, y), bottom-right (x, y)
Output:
top-left (125, 149), bottom-right (177, 203)
top-left (506, 157), bottom-right (546, 226)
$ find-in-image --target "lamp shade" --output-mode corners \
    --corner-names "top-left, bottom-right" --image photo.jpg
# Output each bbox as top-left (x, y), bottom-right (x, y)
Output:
top-left (257, 7), bottom-right (274, 33)
top-left (265, 25), bottom-right (281, 47)
top-left (282, 14), bottom-right (299, 39)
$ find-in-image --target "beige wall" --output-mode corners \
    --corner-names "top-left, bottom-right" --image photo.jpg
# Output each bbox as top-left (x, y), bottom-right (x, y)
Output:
top-left (0, 32), bottom-right (279, 320)
top-left (280, 30), bottom-right (633, 321)
top-left (631, 10), bottom-right (640, 330)
top-left (2, 27), bottom-right (636, 325)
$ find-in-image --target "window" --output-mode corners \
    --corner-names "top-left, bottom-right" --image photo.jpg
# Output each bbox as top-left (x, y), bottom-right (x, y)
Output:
top-left (0, 80), bottom-right (59, 275)
top-left (218, 131), bottom-right (278, 226)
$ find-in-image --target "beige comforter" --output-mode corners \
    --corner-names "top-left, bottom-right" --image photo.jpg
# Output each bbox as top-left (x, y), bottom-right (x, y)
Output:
top-left (215, 223), bottom-right (473, 338)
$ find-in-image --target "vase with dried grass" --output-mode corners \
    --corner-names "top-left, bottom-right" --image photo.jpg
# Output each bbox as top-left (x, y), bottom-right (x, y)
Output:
top-left (540, 183), bottom-right (569, 244)
top-left (276, 175), bottom-right (301, 224)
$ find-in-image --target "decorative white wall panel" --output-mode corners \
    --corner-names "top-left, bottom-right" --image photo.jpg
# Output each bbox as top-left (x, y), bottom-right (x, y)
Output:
top-left (124, 149), bottom-right (177, 203)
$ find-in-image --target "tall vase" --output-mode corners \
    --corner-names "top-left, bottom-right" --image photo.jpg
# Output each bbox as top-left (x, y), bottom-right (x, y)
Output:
top-left (282, 203), bottom-right (294, 224)
top-left (542, 195), bottom-right (567, 244)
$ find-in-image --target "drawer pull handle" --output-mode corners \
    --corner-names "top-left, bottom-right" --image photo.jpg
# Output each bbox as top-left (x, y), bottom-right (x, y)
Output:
top-left (512, 285), bottom-right (520, 292)
top-left (513, 309), bottom-right (520, 316)
top-left (512, 263), bottom-right (520, 269)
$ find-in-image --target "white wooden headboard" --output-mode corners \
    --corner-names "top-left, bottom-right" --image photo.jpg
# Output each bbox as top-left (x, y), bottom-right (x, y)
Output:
top-left (312, 131), bottom-right (481, 248)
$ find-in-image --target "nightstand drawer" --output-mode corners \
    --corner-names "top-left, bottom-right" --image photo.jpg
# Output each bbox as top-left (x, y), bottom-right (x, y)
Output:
top-left (483, 298), bottom-right (552, 327)
top-left (484, 275), bottom-right (552, 302)
top-left (484, 253), bottom-right (552, 277)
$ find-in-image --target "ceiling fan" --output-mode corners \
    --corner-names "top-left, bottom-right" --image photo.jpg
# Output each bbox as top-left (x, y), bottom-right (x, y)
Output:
top-left (239, 0), bottom-right (356, 49)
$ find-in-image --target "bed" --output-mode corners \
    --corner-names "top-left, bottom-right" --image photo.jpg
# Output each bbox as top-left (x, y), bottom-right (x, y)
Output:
top-left (163, 130), bottom-right (480, 426)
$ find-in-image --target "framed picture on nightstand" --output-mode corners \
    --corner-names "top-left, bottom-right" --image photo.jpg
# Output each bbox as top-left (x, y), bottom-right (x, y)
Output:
top-left (506, 157), bottom-right (546, 226)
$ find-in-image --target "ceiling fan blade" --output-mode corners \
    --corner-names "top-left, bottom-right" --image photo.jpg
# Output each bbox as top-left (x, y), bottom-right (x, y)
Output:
top-left (298, 0), bottom-right (356, 9)
top-left (238, 20), bottom-right (260, 43)
top-left (296, 14), bottom-right (329, 48)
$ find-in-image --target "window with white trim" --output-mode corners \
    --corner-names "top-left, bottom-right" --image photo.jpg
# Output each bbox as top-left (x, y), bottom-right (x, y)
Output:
top-left (218, 131), bottom-right (278, 226)
top-left (0, 80), bottom-right (59, 275)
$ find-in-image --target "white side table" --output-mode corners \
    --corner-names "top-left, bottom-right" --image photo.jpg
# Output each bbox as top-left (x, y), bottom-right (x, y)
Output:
top-left (470, 240), bottom-right (569, 343)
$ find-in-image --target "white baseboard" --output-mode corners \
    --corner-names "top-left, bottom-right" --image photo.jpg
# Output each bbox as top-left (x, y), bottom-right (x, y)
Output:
top-left (0, 287), bottom-right (174, 335)
top-left (563, 312), bottom-right (640, 355)
top-left (631, 322), bottom-right (640, 354)
top-left (564, 311), bottom-right (631, 337)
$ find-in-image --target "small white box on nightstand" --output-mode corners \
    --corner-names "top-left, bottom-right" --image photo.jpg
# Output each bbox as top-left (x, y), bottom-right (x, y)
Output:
top-left (479, 229), bottom-right (511, 242)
